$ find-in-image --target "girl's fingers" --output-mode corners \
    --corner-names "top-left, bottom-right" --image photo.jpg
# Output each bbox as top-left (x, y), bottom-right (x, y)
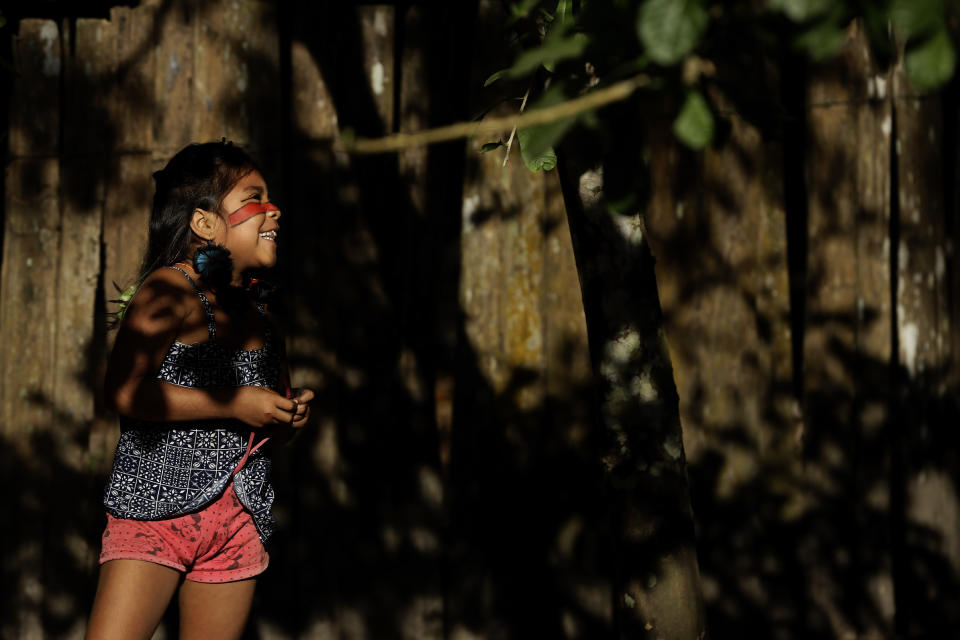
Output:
top-left (291, 407), bottom-right (310, 427)
top-left (270, 398), bottom-right (297, 424)
top-left (293, 388), bottom-right (315, 404)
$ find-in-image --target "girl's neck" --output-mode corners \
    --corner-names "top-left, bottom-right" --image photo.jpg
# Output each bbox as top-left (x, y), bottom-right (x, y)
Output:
top-left (173, 262), bottom-right (244, 288)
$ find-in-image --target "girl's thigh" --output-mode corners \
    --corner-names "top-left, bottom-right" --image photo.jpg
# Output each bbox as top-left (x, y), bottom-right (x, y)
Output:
top-left (177, 577), bottom-right (257, 640)
top-left (85, 559), bottom-right (182, 640)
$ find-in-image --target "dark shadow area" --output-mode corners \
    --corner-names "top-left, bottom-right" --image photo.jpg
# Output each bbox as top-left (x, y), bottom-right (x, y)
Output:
top-left (4, 2), bottom-right (960, 640)
top-left (634, 26), bottom-right (960, 640)
top-left (262, 1), bottom-right (615, 638)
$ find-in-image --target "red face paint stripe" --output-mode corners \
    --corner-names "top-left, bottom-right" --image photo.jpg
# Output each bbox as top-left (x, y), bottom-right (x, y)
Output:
top-left (227, 202), bottom-right (280, 227)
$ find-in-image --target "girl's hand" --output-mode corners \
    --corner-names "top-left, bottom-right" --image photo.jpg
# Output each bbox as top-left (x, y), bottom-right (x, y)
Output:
top-left (233, 386), bottom-right (298, 428)
top-left (290, 387), bottom-right (314, 427)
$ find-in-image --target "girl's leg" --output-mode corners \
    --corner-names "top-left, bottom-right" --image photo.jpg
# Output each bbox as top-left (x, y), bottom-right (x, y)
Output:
top-left (177, 578), bottom-right (257, 640)
top-left (85, 559), bottom-right (182, 640)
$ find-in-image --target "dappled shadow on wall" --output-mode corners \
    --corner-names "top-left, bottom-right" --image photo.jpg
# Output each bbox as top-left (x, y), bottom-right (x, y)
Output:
top-left (253, 3), bottom-right (620, 637)
top-left (644, 80), bottom-right (960, 638)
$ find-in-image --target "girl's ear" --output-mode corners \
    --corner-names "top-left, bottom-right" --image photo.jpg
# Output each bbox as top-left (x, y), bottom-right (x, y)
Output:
top-left (190, 208), bottom-right (220, 241)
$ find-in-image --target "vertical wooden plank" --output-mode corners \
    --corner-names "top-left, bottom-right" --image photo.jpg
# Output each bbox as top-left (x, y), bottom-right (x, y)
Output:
top-left (459, 139), bottom-right (559, 638)
top-left (805, 21), bottom-right (894, 637)
top-left (1, 21), bottom-right (62, 430)
top-left (399, 6), bottom-right (427, 217)
top-left (104, 2), bottom-right (155, 305)
top-left (192, 0), bottom-right (281, 151)
top-left (359, 6), bottom-right (395, 134)
top-left (1, 19), bottom-right (62, 640)
top-left (57, 17), bottom-right (111, 467)
top-left (91, 5), bottom-right (157, 467)
top-left (646, 87), bottom-right (796, 635)
top-left (154, 0), bottom-right (195, 155)
top-left (112, 5), bottom-right (155, 155)
top-left (462, 142), bottom-right (549, 416)
top-left (395, 8), bottom-right (444, 640)
top-left (891, 69), bottom-right (960, 635)
top-left (456, 0), bottom-right (603, 619)
top-left (45, 19), bottom-right (114, 639)
top-left (8, 20), bottom-right (60, 156)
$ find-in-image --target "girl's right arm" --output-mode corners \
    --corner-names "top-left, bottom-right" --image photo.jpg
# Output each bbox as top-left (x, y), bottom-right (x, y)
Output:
top-left (103, 269), bottom-right (296, 427)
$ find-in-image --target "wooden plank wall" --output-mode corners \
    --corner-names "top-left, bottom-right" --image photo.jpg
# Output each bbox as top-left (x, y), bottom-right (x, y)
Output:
top-left (2, 19), bottom-right (62, 640)
top-left (5, 3), bottom-right (960, 640)
top-left (802, 23), bottom-right (895, 638)
top-left (646, 21), bottom-right (960, 640)
top-left (1, 3), bottom-right (285, 639)
top-left (2, 2), bottom-right (594, 639)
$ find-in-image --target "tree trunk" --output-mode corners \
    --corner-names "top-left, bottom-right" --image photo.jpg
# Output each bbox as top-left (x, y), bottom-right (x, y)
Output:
top-left (557, 102), bottom-right (706, 639)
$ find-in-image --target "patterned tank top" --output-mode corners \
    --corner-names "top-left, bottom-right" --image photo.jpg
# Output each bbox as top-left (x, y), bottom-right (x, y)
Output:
top-left (102, 266), bottom-right (281, 542)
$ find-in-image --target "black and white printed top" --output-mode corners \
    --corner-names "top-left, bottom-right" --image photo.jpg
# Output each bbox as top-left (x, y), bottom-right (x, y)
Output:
top-left (102, 266), bottom-right (282, 542)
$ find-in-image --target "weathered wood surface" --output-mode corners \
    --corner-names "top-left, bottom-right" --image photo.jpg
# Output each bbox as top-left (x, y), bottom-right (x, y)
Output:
top-left (91, 4), bottom-right (157, 470)
top-left (154, 0), bottom-right (195, 153)
top-left (803, 23), bottom-right (896, 639)
top-left (360, 6), bottom-right (395, 135)
top-left (646, 81), bottom-right (795, 635)
top-left (890, 61), bottom-right (960, 637)
top-left (443, 2), bottom-right (605, 638)
top-left (48, 19), bottom-right (113, 640)
top-left (5, 4), bottom-right (960, 640)
top-left (193, 0), bottom-right (281, 151)
top-left (2, 19), bottom-right (61, 440)
top-left (1, 20), bottom-right (62, 640)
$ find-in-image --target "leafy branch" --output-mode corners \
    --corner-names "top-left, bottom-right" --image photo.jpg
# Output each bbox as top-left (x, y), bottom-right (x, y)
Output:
top-left (337, 74), bottom-right (649, 154)
top-left (341, 0), bottom-right (960, 172)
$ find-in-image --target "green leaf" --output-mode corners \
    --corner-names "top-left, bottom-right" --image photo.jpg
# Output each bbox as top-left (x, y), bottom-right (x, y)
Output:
top-left (793, 13), bottom-right (847, 60)
top-left (480, 141), bottom-right (505, 153)
top-left (517, 128), bottom-right (558, 171)
top-left (510, 0), bottom-right (541, 20)
top-left (673, 90), bottom-right (714, 149)
top-left (555, 0), bottom-right (572, 24)
top-left (607, 194), bottom-right (637, 214)
top-left (889, 0), bottom-right (942, 41)
top-left (767, 0), bottom-right (832, 22)
top-left (508, 23), bottom-right (588, 77)
top-left (637, 0), bottom-right (708, 66)
top-left (484, 69), bottom-right (509, 87)
top-left (515, 83), bottom-right (579, 172)
top-left (905, 27), bottom-right (956, 90)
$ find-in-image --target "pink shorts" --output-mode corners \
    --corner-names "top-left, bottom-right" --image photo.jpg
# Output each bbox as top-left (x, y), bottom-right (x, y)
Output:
top-left (99, 484), bottom-right (269, 583)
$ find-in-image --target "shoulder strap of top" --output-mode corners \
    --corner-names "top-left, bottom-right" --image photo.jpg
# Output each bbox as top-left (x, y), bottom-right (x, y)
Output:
top-left (166, 265), bottom-right (217, 341)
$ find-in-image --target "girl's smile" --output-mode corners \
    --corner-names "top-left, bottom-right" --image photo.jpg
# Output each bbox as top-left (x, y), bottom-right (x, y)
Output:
top-left (216, 170), bottom-right (282, 278)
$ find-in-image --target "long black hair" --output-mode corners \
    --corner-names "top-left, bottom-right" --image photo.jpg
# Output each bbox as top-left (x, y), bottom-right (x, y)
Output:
top-left (134, 141), bottom-right (260, 286)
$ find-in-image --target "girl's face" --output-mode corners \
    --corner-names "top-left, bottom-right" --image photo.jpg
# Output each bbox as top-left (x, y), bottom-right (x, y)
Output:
top-left (216, 170), bottom-right (280, 276)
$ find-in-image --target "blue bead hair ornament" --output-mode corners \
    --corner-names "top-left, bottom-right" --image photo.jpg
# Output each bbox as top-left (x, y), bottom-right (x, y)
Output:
top-left (193, 242), bottom-right (233, 290)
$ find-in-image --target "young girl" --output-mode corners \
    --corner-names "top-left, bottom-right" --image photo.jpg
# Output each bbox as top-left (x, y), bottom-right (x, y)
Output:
top-left (85, 141), bottom-right (314, 640)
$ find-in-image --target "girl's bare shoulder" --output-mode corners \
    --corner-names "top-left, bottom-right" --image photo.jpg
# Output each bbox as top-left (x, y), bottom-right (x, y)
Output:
top-left (123, 267), bottom-right (199, 333)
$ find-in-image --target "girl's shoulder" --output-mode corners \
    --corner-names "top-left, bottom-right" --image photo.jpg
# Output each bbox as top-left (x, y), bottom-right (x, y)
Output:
top-left (140, 266), bottom-right (200, 299)
top-left (124, 267), bottom-right (202, 327)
